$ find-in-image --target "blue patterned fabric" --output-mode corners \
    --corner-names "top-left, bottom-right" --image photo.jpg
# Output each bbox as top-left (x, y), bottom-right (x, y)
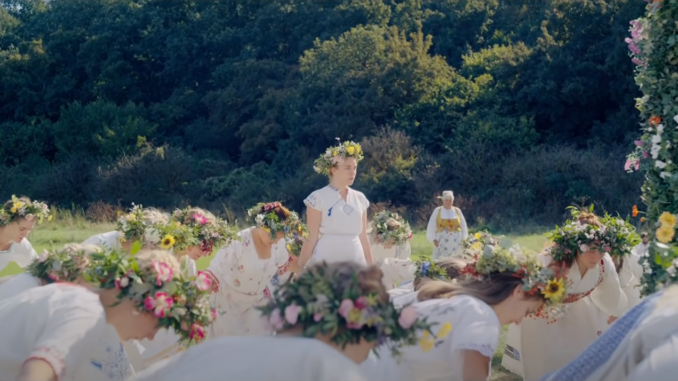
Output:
top-left (90, 340), bottom-right (134, 381)
top-left (541, 291), bottom-right (663, 381)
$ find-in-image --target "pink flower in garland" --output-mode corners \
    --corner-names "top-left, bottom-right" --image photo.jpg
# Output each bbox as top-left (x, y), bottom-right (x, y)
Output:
top-left (189, 323), bottom-right (205, 342)
top-left (284, 304), bottom-right (300, 325)
top-left (144, 292), bottom-right (174, 318)
top-left (115, 276), bottom-right (130, 290)
top-left (153, 261), bottom-right (173, 286)
top-left (194, 271), bottom-right (212, 291)
top-left (193, 213), bottom-right (208, 225)
top-left (398, 306), bottom-right (418, 329)
top-left (269, 308), bottom-right (284, 330)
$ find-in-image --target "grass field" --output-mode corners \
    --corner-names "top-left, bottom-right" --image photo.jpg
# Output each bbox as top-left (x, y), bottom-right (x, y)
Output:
top-left (1, 218), bottom-right (544, 380)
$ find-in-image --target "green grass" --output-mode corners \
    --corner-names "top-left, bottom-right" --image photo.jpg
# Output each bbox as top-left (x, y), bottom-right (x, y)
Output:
top-left (2, 222), bottom-right (541, 380)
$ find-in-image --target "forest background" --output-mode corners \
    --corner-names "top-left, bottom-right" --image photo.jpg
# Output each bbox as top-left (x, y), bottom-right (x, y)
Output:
top-left (0, 0), bottom-right (648, 231)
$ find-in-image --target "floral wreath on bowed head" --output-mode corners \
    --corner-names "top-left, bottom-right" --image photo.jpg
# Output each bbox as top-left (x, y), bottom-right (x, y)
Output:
top-left (0, 195), bottom-right (52, 226)
top-left (85, 248), bottom-right (216, 346)
top-left (465, 244), bottom-right (568, 307)
top-left (145, 221), bottom-right (197, 252)
top-left (257, 262), bottom-right (433, 357)
top-left (545, 206), bottom-right (640, 263)
top-left (26, 243), bottom-right (102, 283)
top-left (285, 221), bottom-right (310, 257)
top-left (413, 258), bottom-right (451, 281)
top-left (462, 230), bottom-right (502, 257)
top-left (247, 202), bottom-right (303, 241)
top-left (369, 210), bottom-right (412, 247)
top-left (116, 204), bottom-right (165, 245)
top-left (313, 139), bottom-right (364, 175)
top-left (170, 208), bottom-right (239, 253)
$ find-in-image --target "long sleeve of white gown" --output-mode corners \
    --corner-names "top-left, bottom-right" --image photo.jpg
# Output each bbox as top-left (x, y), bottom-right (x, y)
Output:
top-left (590, 255), bottom-right (628, 317)
top-left (627, 334), bottom-right (678, 381)
top-left (426, 208), bottom-right (439, 242)
top-left (458, 209), bottom-right (468, 240)
top-left (206, 244), bottom-right (237, 290)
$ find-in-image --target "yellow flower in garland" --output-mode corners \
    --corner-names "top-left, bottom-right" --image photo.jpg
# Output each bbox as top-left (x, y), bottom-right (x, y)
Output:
top-left (542, 278), bottom-right (565, 301)
top-left (475, 232), bottom-right (482, 239)
top-left (436, 322), bottom-right (452, 339)
top-left (470, 242), bottom-right (482, 252)
top-left (10, 201), bottom-right (23, 213)
top-left (659, 212), bottom-right (677, 228)
top-left (656, 226), bottom-right (675, 243)
top-left (160, 234), bottom-right (176, 249)
top-left (346, 146), bottom-right (355, 155)
top-left (419, 330), bottom-right (435, 352)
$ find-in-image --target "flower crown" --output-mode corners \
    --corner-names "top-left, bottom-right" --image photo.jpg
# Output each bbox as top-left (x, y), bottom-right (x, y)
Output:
top-left (462, 230), bottom-right (502, 255)
top-left (313, 140), bottom-right (364, 175)
top-left (247, 202), bottom-right (302, 240)
top-left (0, 195), bottom-right (52, 226)
top-left (369, 210), bottom-right (412, 247)
top-left (285, 222), bottom-right (309, 257)
top-left (413, 258), bottom-right (451, 281)
top-left (470, 244), bottom-right (567, 306)
top-left (171, 208), bottom-right (239, 253)
top-left (117, 204), bottom-right (153, 244)
top-left (26, 244), bottom-right (101, 283)
top-left (85, 249), bottom-right (215, 346)
top-left (546, 206), bottom-right (640, 263)
top-left (257, 262), bottom-right (432, 357)
top-left (146, 221), bottom-right (198, 252)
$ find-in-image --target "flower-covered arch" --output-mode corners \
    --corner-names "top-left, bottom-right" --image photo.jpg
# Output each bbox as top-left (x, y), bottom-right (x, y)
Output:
top-left (625, 0), bottom-right (678, 294)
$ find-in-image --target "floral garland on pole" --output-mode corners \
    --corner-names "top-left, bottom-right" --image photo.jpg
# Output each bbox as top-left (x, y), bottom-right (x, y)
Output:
top-left (625, 0), bottom-right (678, 295)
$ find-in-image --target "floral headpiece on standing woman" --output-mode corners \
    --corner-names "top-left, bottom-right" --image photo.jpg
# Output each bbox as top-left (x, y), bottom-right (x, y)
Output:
top-left (369, 210), bottom-right (412, 248)
top-left (313, 139), bottom-right (364, 175)
top-left (247, 202), bottom-right (303, 241)
top-left (27, 243), bottom-right (102, 283)
top-left (258, 261), bottom-right (432, 357)
top-left (86, 248), bottom-right (216, 346)
top-left (546, 206), bottom-right (640, 263)
top-left (170, 207), bottom-right (239, 254)
top-left (0, 195), bottom-right (52, 226)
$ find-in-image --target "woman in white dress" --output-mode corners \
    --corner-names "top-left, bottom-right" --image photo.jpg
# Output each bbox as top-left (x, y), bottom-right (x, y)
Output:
top-left (502, 210), bottom-right (631, 380)
top-left (0, 248), bottom-right (214, 381)
top-left (362, 244), bottom-right (568, 381)
top-left (369, 210), bottom-right (415, 289)
top-left (129, 261), bottom-right (430, 381)
top-left (82, 204), bottom-right (169, 251)
top-left (426, 191), bottom-right (468, 259)
top-left (204, 202), bottom-right (303, 338)
top-left (135, 206), bottom-right (238, 368)
top-left (0, 195), bottom-right (51, 274)
top-left (299, 140), bottom-right (374, 266)
top-left (543, 283), bottom-right (678, 381)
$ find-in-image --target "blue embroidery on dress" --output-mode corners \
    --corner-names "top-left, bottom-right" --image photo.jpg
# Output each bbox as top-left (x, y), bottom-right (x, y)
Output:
top-left (271, 273), bottom-right (280, 287)
top-left (541, 292), bottom-right (662, 381)
top-left (304, 194), bottom-right (319, 209)
top-left (343, 204), bottom-right (354, 215)
top-left (90, 341), bottom-right (133, 381)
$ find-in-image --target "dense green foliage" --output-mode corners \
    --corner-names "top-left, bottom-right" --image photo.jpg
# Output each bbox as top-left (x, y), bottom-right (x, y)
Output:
top-left (0, 0), bottom-right (646, 228)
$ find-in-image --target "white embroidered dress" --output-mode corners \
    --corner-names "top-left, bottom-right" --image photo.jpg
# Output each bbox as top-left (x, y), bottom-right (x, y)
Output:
top-left (0, 283), bottom-right (134, 381)
top-left (304, 186), bottom-right (370, 265)
top-left (130, 336), bottom-right (367, 381)
top-left (0, 238), bottom-right (37, 274)
top-left (205, 228), bottom-right (290, 338)
top-left (426, 207), bottom-right (468, 259)
top-left (502, 254), bottom-right (628, 380)
top-left (363, 294), bottom-right (501, 381)
top-left (0, 272), bottom-right (41, 300)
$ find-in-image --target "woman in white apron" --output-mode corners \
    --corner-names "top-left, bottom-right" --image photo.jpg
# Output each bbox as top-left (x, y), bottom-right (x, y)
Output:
top-left (299, 140), bottom-right (373, 266)
top-left (129, 261), bottom-right (430, 381)
top-left (363, 244), bottom-right (568, 381)
top-left (502, 210), bottom-right (630, 380)
top-left (204, 202), bottom-right (302, 338)
top-left (82, 204), bottom-right (169, 251)
top-left (0, 195), bottom-right (51, 275)
top-left (369, 209), bottom-right (415, 289)
top-left (426, 191), bottom-right (468, 259)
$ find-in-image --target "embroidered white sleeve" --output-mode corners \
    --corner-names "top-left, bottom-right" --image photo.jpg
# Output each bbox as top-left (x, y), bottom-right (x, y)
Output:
top-left (455, 343), bottom-right (496, 358)
top-left (304, 191), bottom-right (322, 211)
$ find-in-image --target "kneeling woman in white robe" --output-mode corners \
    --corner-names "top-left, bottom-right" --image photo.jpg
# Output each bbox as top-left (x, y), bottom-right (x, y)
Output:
top-left (542, 283), bottom-right (678, 381)
top-left (205, 202), bottom-right (303, 338)
top-left (82, 204), bottom-right (169, 251)
top-left (0, 248), bottom-right (214, 381)
top-left (130, 261), bottom-right (430, 381)
top-left (0, 196), bottom-right (51, 275)
top-left (502, 210), bottom-right (631, 380)
top-left (134, 207), bottom-right (238, 368)
top-left (369, 210), bottom-right (415, 289)
top-left (363, 244), bottom-right (568, 381)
